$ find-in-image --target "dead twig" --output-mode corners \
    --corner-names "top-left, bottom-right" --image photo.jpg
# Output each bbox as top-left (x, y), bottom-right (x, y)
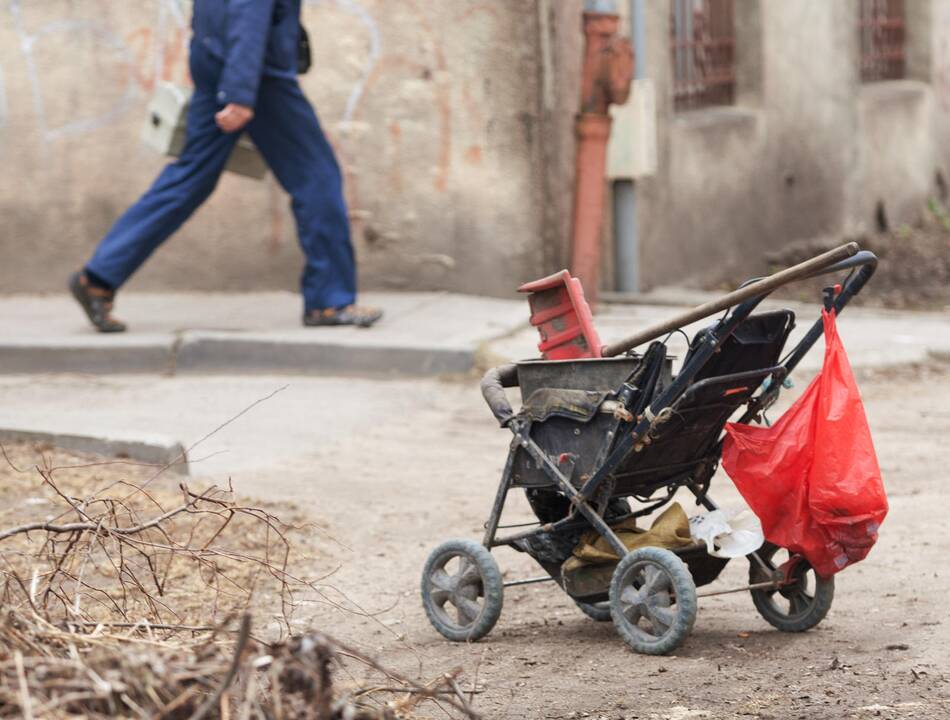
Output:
top-left (188, 614), bottom-right (252, 720)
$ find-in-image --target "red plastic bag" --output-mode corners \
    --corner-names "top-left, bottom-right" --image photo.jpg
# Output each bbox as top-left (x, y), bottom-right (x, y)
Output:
top-left (722, 310), bottom-right (887, 577)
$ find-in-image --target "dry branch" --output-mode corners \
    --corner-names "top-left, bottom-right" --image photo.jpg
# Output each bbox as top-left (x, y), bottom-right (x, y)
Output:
top-left (0, 446), bottom-right (479, 720)
top-left (0, 610), bottom-right (479, 720)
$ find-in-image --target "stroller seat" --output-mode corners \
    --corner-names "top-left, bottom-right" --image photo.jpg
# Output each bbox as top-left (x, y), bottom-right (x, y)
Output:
top-left (611, 366), bottom-right (781, 496)
top-left (510, 310), bottom-right (795, 496)
top-left (612, 309), bottom-right (795, 497)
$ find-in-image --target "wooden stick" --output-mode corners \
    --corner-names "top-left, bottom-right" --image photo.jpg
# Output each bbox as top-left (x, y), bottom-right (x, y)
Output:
top-left (14, 651), bottom-right (34, 720)
top-left (601, 242), bottom-right (859, 357)
top-left (187, 614), bottom-right (251, 720)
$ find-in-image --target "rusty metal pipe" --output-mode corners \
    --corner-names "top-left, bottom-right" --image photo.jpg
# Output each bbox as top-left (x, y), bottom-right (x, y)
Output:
top-left (569, 4), bottom-right (634, 308)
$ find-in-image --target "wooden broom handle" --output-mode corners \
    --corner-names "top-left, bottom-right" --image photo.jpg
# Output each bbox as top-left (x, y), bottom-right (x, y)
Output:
top-left (601, 242), bottom-right (860, 358)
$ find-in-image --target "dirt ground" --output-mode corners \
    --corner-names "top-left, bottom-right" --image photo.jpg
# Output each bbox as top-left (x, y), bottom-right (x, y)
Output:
top-left (335, 361), bottom-right (950, 720)
top-left (736, 208), bottom-right (950, 313)
top-left (2, 360), bottom-right (949, 719)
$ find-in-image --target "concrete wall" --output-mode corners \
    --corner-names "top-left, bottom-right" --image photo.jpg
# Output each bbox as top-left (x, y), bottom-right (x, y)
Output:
top-left (624, 0), bottom-right (950, 291)
top-left (0, 0), bottom-right (577, 297)
top-left (2, 0), bottom-right (947, 299)
top-left (930, 0), bottom-right (950, 201)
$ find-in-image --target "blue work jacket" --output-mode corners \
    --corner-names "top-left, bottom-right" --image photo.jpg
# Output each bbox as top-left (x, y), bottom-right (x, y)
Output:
top-left (192, 0), bottom-right (301, 108)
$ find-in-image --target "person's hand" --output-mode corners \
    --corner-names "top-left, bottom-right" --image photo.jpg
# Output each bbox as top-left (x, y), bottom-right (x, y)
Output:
top-left (215, 103), bottom-right (254, 133)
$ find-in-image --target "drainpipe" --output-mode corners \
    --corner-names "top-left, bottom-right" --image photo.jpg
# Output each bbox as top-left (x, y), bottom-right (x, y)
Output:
top-left (569, 0), bottom-right (634, 308)
top-left (614, 0), bottom-right (646, 293)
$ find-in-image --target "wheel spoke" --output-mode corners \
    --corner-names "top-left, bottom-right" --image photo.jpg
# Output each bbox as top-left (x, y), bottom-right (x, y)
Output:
top-left (788, 590), bottom-right (814, 616)
top-left (643, 565), bottom-right (671, 594)
top-left (647, 605), bottom-right (675, 635)
top-left (620, 585), bottom-right (642, 607)
top-left (619, 585), bottom-right (643, 623)
top-left (430, 568), bottom-right (453, 594)
top-left (457, 562), bottom-right (482, 590)
top-left (454, 558), bottom-right (471, 582)
top-left (456, 581), bottom-right (480, 601)
top-left (429, 586), bottom-right (451, 606)
top-left (454, 596), bottom-right (482, 625)
top-left (621, 602), bottom-right (642, 624)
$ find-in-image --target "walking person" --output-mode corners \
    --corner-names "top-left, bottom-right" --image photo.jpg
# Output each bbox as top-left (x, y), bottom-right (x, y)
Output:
top-left (70, 0), bottom-right (382, 332)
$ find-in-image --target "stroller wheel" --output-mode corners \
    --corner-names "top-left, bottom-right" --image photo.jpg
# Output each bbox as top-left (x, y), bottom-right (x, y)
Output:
top-left (750, 543), bottom-right (834, 632)
top-left (609, 547), bottom-right (697, 655)
top-left (421, 539), bottom-right (503, 642)
top-left (575, 601), bottom-right (612, 622)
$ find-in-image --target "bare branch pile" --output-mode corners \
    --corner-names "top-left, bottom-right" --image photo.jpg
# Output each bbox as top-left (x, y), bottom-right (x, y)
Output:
top-left (0, 611), bottom-right (478, 719)
top-left (0, 445), bottom-right (479, 719)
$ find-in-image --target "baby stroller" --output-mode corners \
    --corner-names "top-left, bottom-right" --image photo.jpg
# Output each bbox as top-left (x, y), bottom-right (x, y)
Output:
top-left (420, 243), bottom-right (879, 655)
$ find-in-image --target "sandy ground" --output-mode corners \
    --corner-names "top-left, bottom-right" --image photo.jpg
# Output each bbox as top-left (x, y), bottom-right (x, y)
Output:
top-left (1, 360), bottom-right (949, 719)
top-left (306, 362), bottom-right (950, 720)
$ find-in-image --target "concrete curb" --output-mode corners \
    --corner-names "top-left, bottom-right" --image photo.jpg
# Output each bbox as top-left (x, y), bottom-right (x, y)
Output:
top-left (0, 427), bottom-right (189, 475)
top-left (0, 291), bottom-right (531, 378)
top-left (0, 334), bottom-right (480, 377)
top-left (0, 342), bottom-right (173, 375)
top-left (175, 334), bottom-right (476, 376)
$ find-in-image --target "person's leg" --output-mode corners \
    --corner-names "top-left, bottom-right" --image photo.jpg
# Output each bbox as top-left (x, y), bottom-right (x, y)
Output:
top-left (247, 78), bottom-right (370, 320)
top-left (84, 87), bottom-right (241, 290)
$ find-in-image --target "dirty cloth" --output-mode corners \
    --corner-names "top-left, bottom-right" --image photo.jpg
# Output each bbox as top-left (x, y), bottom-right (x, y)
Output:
top-left (521, 388), bottom-right (609, 423)
top-left (564, 502), bottom-right (694, 570)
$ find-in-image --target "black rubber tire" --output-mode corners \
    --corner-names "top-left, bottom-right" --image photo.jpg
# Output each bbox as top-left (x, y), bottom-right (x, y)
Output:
top-left (609, 547), bottom-right (697, 655)
top-left (575, 601), bottom-right (612, 622)
top-left (421, 539), bottom-right (503, 642)
top-left (750, 542), bottom-right (834, 632)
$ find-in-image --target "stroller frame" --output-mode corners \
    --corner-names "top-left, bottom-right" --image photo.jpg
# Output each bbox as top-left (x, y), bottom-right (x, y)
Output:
top-left (422, 249), bottom-right (878, 655)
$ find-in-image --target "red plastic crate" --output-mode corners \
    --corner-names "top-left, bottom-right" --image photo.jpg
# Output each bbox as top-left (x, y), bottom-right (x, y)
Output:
top-left (518, 270), bottom-right (602, 360)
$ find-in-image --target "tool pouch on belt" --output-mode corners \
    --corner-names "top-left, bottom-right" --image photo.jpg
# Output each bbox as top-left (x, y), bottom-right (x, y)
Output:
top-left (298, 25), bottom-right (312, 74)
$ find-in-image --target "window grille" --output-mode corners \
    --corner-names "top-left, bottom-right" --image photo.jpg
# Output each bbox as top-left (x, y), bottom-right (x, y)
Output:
top-left (670, 0), bottom-right (736, 112)
top-left (859, 0), bottom-right (906, 82)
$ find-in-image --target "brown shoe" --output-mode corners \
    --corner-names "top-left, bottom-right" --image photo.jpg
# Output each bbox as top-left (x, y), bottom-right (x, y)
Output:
top-left (303, 305), bottom-right (383, 328)
top-left (69, 272), bottom-right (127, 333)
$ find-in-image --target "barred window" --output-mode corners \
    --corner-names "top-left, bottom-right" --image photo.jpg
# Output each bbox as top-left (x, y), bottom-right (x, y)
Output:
top-left (859, 0), bottom-right (906, 82)
top-left (670, 0), bottom-right (736, 112)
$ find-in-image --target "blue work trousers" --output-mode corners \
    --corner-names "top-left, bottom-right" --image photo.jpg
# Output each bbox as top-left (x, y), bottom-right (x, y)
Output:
top-left (87, 44), bottom-right (356, 312)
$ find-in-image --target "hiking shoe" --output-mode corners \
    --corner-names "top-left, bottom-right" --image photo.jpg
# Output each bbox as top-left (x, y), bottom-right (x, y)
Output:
top-left (303, 305), bottom-right (383, 328)
top-left (68, 271), bottom-right (127, 333)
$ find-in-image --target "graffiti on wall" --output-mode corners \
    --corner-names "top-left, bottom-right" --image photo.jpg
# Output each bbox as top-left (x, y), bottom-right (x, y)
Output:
top-left (8, 0), bottom-right (189, 141)
top-left (5, 0), bottom-right (503, 174)
top-left (308, 0), bottom-right (381, 123)
top-left (5, 0), bottom-right (387, 143)
top-left (4, 0), bottom-right (512, 267)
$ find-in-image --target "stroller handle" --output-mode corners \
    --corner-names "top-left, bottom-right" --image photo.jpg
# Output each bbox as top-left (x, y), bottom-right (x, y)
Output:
top-left (780, 249), bottom-right (878, 374)
top-left (601, 242), bottom-right (859, 358)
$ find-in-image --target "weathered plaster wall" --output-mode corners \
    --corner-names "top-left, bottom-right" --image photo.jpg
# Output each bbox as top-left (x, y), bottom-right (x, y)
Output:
top-left (0, 0), bottom-right (569, 297)
top-left (631, 0), bottom-right (947, 291)
top-left (856, 82), bottom-right (934, 231)
top-left (931, 0), bottom-right (950, 199)
top-left (3, 0), bottom-right (947, 299)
